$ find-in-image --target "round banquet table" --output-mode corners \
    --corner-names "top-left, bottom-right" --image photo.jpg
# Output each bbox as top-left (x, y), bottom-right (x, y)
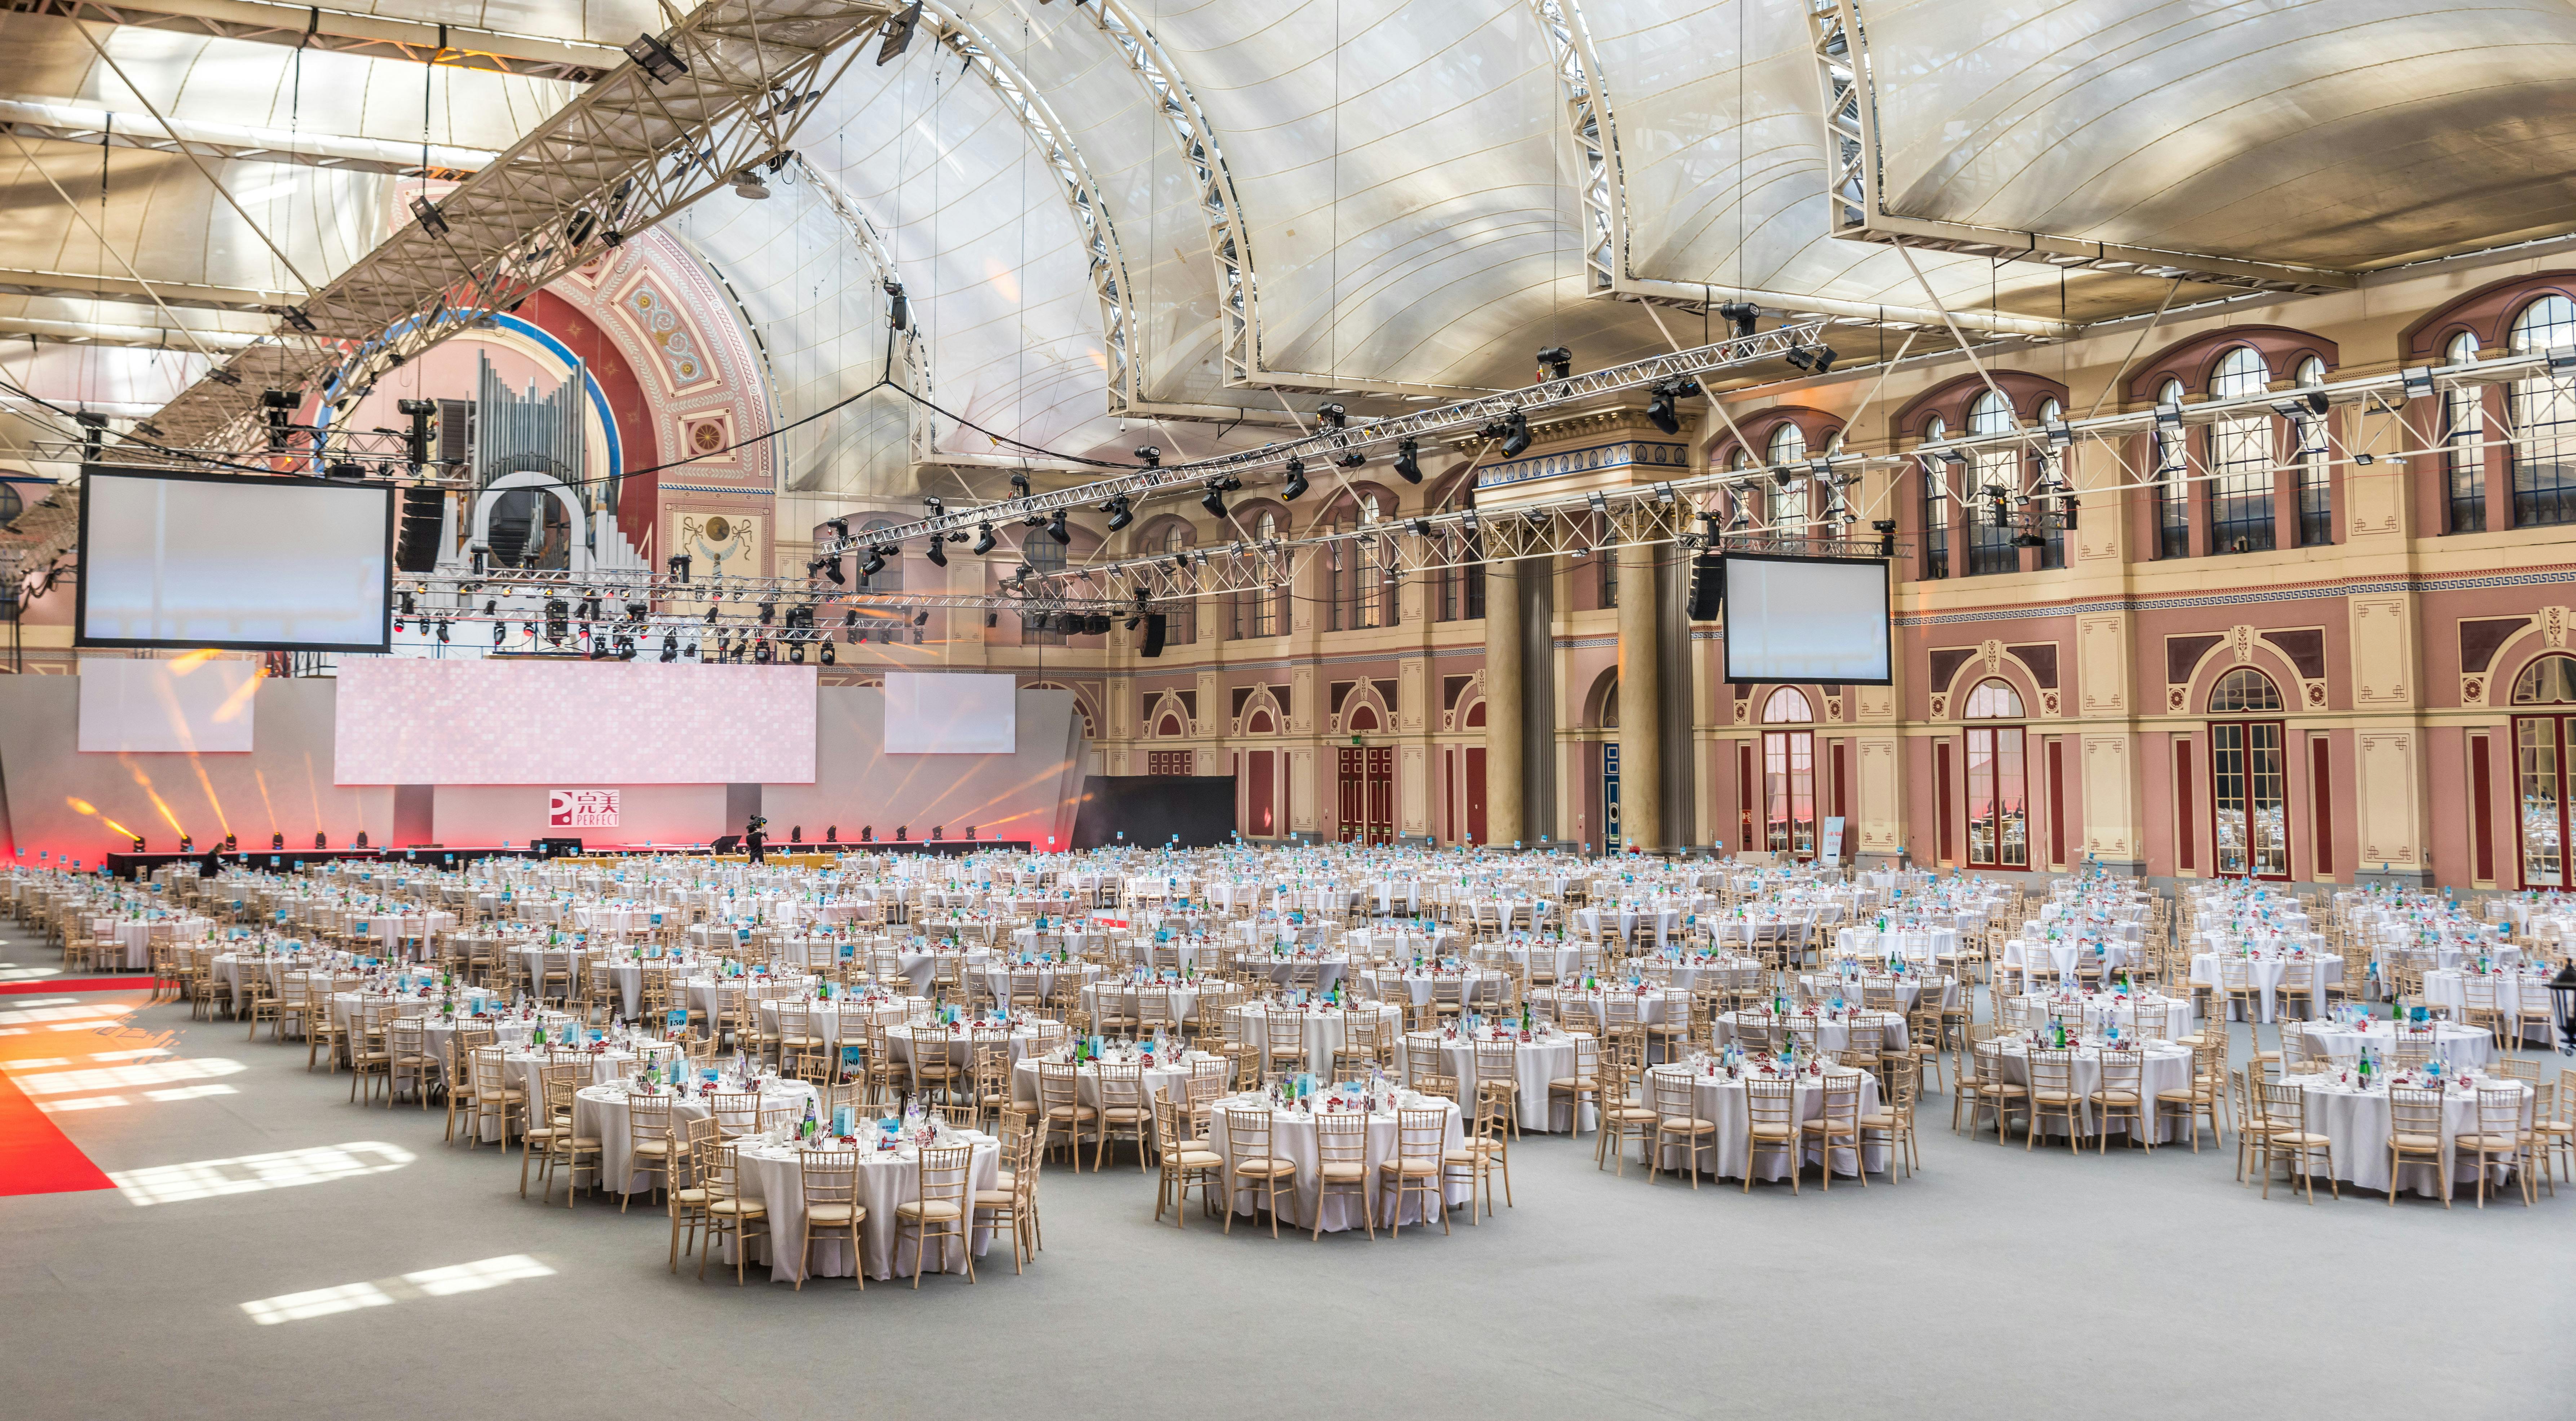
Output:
top-left (1712, 1010), bottom-right (1908, 1058)
top-left (1828, 928), bottom-right (1954, 966)
top-left (884, 1022), bottom-right (1046, 1072)
top-left (753, 995), bottom-right (922, 1048)
top-left (2291, 1076), bottom-right (2533, 1198)
top-left (1799, 973), bottom-right (1965, 1013)
top-left (1006, 1053), bottom-right (1196, 1110)
top-left (726, 1134), bottom-right (1000, 1281)
top-left (1229, 1002), bottom-right (1405, 1077)
top-left (968, 961), bottom-right (1099, 1004)
top-left (2421, 969), bottom-right (2563, 1047)
top-left (577, 1079), bottom-right (821, 1194)
top-left (2188, 952), bottom-right (2347, 1023)
top-left (1649, 956), bottom-right (1764, 993)
top-left (2003, 935), bottom-right (2139, 987)
top-left (1638, 1063), bottom-right (1885, 1179)
top-left (1233, 954), bottom-right (1351, 992)
top-left (1389, 1029), bottom-right (1593, 1132)
top-left (1080, 979), bottom-right (1202, 1024)
top-left (891, 949), bottom-right (991, 996)
top-left (1530, 986), bottom-right (1687, 1030)
top-left (1493, 941), bottom-right (1582, 983)
top-left (1574, 905), bottom-right (1681, 948)
top-left (1201, 1095), bottom-right (1469, 1231)
top-left (1988, 1040), bottom-right (2196, 1144)
top-left (2006, 991), bottom-right (2197, 1043)
top-left (1357, 969), bottom-right (1506, 1010)
top-left (2297, 1021), bottom-right (2492, 1073)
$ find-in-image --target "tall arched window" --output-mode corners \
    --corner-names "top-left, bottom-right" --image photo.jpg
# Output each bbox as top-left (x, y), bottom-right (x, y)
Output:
top-left (854, 517), bottom-right (901, 592)
top-left (2511, 654), bottom-right (2576, 885)
top-left (1234, 511), bottom-right (1283, 638)
top-left (2208, 668), bottom-right (2287, 879)
top-left (1919, 415), bottom-right (1949, 578)
top-left (2154, 377), bottom-right (2190, 558)
top-left (2209, 347), bottom-right (2274, 554)
top-left (1759, 687), bottom-right (1815, 859)
top-left (1962, 679), bottom-right (2027, 868)
top-left (2444, 331), bottom-right (2486, 533)
top-left (1021, 531), bottom-right (1066, 645)
top-left (2293, 357), bottom-right (2332, 548)
top-left (2034, 396), bottom-right (2067, 570)
top-left (2509, 295), bottom-right (2576, 527)
top-left (1327, 494), bottom-right (1387, 630)
top-left (1966, 390), bottom-right (2018, 575)
top-left (1159, 523), bottom-right (1196, 646)
top-left (1765, 423), bottom-right (1807, 539)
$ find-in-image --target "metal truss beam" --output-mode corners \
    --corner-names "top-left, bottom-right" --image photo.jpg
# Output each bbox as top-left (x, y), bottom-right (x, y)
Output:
top-left (824, 320), bottom-right (1826, 558)
top-left (1535, 0), bottom-right (2065, 341)
top-left (4, 0), bottom-right (620, 83)
top-left (128, 0), bottom-right (896, 452)
top-left (1804, 0), bottom-right (2354, 298)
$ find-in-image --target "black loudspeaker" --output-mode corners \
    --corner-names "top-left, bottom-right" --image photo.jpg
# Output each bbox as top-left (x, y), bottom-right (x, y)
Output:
top-left (394, 487), bottom-right (445, 572)
top-left (1686, 552), bottom-right (1723, 621)
top-left (1140, 612), bottom-right (1168, 658)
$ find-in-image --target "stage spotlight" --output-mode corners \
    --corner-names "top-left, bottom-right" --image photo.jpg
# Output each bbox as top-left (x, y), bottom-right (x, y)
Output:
top-left (925, 536), bottom-right (948, 568)
top-left (819, 555), bottom-right (846, 586)
top-left (1715, 301), bottom-right (1760, 339)
top-left (885, 280), bottom-right (909, 331)
top-left (1134, 445), bottom-right (1161, 467)
top-left (666, 552), bottom-right (691, 583)
top-left (1317, 402), bottom-right (1347, 430)
top-left (1281, 458), bottom-right (1309, 501)
top-left (624, 30), bottom-right (688, 83)
top-left (1645, 377), bottom-right (1700, 435)
top-left (788, 640), bottom-right (807, 664)
top-left (876, 0), bottom-right (921, 63)
top-left (825, 517), bottom-right (849, 542)
top-left (732, 169), bottom-right (769, 200)
top-left (1044, 509), bottom-right (1071, 544)
top-left (1200, 481), bottom-right (1228, 518)
top-left (1785, 343), bottom-right (1839, 375)
top-left (615, 634), bottom-right (637, 660)
top-left (914, 608), bottom-right (929, 627)
top-left (660, 633), bottom-right (678, 663)
top-left (1103, 494), bottom-right (1133, 532)
top-left (972, 523), bottom-right (996, 555)
top-left (923, 496), bottom-right (945, 517)
top-left (1336, 450), bottom-right (1366, 470)
top-left (1499, 410), bottom-right (1532, 457)
top-left (1392, 438), bottom-right (1422, 484)
top-left (754, 638), bottom-right (773, 664)
top-left (1535, 345), bottom-right (1572, 381)
top-left (759, 597), bottom-right (778, 626)
top-left (859, 546), bottom-right (886, 579)
top-left (819, 640), bottom-right (834, 665)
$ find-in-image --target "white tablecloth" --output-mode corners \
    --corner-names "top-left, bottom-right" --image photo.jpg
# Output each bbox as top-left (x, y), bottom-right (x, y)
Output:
top-left (732, 1135), bottom-right (999, 1281)
top-left (2295, 1078), bottom-right (2532, 1198)
top-left (2189, 953), bottom-right (2347, 1023)
top-left (1990, 1041), bottom-right (2196, 1143)
top-left (1388, 1030), bottom-right (1593, 1132)
top-left (2298, 1021), bottom-right (2492, 1073)
top-left (1201, 1097), bottom-right (1468, 1231)
top-left (1637, 1064), bottom-right (1886, 1179)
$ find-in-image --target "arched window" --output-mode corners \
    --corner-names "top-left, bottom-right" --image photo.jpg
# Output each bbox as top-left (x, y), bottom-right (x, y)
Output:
top-left (1961, 679), bottom-right (2024, 719)
top-left (1021, 530), bottom-right (1066, 645)
top-left (2033, 396), bottom-right (2067, 570)
top-left (2207, 668), bottom-right (2286, 879)
top-left (1758, 687), bottom-right (1816, 858)
top-left (1234, 511), bottom-right (1282, 638)
top-left (1159, 523), bottom-right (1196, 646)
top-left (1961, 679), bottom-right (2027, 868)
top-left (1765, 423), bottom-right (1807, 538)
top-left (1327, 496), bottom-right (1388, 631)
top-left (1760, 687), bottom-right (1812, 723)
top-left (2511, 653), bottom-right (2576, 885)
top-left (2509, 296), bottom-right (2576, 527)
top-left (2444, 331), bottom-right (2487, 533)
top-left (2153, 377), bottom-right (2190, 558)
top-left (2292, 357), bottom-right (2332, 548)
top-left (2209, 347), bottom-right (2274, 555)
top-left (1965, 390), bottom-right (2018, 575)
top-left (1919, 415), bottom-right (1949, 578)
top-left (855, 517), bottom-right (901, 592)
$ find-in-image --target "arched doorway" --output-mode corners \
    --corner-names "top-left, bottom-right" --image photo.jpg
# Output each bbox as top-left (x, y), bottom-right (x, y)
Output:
top-left (1760, 687), bottom-right (1816, 859)
top-left (1338, 702), bottom-right (1392, 845)
top-left (2512, 654), bottom-right (2576, 885)
top-left (2208, 668), bottom-right (2288, 879)
top-left (1962, 679), bottom-right (2028, 869)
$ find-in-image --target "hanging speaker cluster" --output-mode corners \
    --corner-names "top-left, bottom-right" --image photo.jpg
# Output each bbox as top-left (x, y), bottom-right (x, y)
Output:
top-left (394, 488), bottom-right (446, 573)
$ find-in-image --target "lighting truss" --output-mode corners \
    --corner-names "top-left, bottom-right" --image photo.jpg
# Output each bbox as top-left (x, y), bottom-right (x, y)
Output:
top-left (398, 566), bottom-right (1125, 619)
top-left (821, 319), bottom-right (1829, 558)
top-left (136, 0), bottom-right (901, 451)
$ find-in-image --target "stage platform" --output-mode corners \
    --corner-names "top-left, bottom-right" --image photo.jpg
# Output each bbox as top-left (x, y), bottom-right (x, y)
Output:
top-left (103, 840), bottom-right (1034, 879)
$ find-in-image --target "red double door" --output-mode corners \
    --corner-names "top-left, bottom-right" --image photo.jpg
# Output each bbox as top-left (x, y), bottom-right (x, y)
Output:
top-left (1337, 746), bottom-right (1394, 845)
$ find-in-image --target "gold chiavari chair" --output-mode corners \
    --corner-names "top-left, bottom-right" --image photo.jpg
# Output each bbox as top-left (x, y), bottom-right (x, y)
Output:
top-left (893, 1143), bottom-right (974, 1286)
top-left (1446, 1081), bottom-right (1512, 1220)
top-left (2458, 1084), bottom-right (2534, 1208)
top-left (2091, 1048), bottom-right (2149, 1153)
top-left (2154, 1035), bottom-right (2225, 1152)
top-left (2251, 1078), bottom-right (2336, 1203)
top-left (1860, 1053), bottom-right (1919, 1180)
top-left (2024, 1049), bottom-right (2082, 1152)
top-left (1803, 1071), bottom-right (1866, 1189)
top-left (1153, 1097), bottom-right (1224, 1230)
top-left (794, 1148), bottom-right (866, 1290)
top-left (305, 978), bottom-right (349, 1072)
top-left (387, 1018), bottom-right (437, 1109)
top-left (1744, 1076), bottom-right (1800, 1192)
top-left (699, 1140), bottom-right (772, 1285)
top-left (1313, 1107), bottom-right (1375, 1240)
top-left (1036, 1061), bottom-right (1099, 1168)
top-left (1094, 1061), bottom-right (1153, 1172)
top-left (974, 1125), bottom-right (1042, 1273)
top-left (1217, 1103), bottom-right (1298, 1237)
top-left (1646, 1069), bottom-right (1718, 1188)
top-left (2386, 1086), bottom-right (2451, 1208)
top-left (624, 1091), bottom-right (678, 1212)
top-left (347, 1004), bottom-right (394, 1106)
top-left (668, 1117), bottom-right (721, 1273)
top-left (1377, 1107), bottom-right (1451, 1238)
top-left (1548, 1033), bottom-right (1600, 1136)
top-left (539, 1071), bottom-right (604, 1208)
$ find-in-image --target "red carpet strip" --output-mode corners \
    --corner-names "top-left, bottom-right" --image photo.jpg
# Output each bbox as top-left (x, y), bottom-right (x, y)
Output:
top-left (0, 1066), bottom-right (115, 1196)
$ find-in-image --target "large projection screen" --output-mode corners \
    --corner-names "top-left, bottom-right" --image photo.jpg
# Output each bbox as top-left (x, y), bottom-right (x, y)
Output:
top-left (335, 660), bottom-right (817, 784)
top-left (883, 672), bottom-right (1016, 754)
top-left (1722, 554), bottom-right (1892, 685)
top-left (77, 466), bottom-right (392, 653)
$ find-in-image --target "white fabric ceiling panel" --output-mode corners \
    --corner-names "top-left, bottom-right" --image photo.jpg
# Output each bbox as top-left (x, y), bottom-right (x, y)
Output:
top-left (1862, 0), bottom-right (2576, 266)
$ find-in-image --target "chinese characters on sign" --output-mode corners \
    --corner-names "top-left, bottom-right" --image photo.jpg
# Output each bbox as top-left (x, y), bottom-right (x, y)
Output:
top-left (548, 789), bottom-right (620, 828)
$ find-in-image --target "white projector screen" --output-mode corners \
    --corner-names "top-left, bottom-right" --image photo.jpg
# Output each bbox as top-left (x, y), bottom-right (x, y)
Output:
top-left (334, 660), bottom-right (816, 784)
top-left (76, 655), bottom-right (260, 753)
top-left (884, 672), bottom-right (1016, 754)
top-left (78, 466), bottom-right (391, 652)
top-left (1722, 554), bottom-right (1892, 685)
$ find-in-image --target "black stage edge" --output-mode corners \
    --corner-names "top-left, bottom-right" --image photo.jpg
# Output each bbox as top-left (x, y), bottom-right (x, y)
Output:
top-left (1070, 775), bottom-right (1236, 850)
top-left (102, 840), bottom-right (1033, 879)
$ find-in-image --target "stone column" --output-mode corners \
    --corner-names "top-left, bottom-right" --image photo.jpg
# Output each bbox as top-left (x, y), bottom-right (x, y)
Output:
top-left (1484, 550), bottom-right (1525, 847)
top-left (1614, 518), bottom-right (1663, 851)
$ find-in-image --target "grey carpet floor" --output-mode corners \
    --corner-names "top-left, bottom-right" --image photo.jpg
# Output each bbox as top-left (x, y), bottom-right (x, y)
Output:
top-left (2, 921), bottom-right (2568, 1420)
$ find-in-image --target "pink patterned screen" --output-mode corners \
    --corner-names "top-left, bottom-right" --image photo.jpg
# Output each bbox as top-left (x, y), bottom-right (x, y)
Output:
top-left (335, 660), bottom-right (815, 784)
